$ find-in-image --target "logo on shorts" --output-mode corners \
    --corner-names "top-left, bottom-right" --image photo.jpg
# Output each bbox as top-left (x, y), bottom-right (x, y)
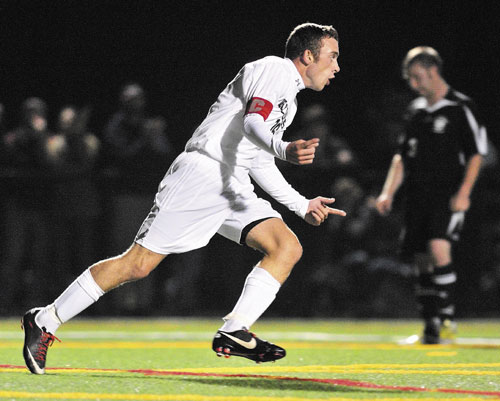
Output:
top-left (135, 204), bottom-right (159, 241)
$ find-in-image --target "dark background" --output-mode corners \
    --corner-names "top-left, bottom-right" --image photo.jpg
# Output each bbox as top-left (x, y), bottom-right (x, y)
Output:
top-left (1, 0), bottom-right (499, 150)
top-left (1, 0), bottom-right (499, 318)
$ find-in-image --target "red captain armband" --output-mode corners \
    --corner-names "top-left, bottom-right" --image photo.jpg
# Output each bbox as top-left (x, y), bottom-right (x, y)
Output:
top-left (245, 97), bottom-right (273, 121)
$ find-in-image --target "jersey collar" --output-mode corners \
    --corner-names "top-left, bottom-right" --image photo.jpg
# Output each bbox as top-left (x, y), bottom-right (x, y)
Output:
top-left (285, 58), bottom-right (305, 91)
top-left (414, 91), bottom-right (458, 113)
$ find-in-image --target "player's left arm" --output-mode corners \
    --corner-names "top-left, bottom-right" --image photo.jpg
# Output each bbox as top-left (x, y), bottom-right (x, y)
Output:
top-left (304, 196), bottom-right (346, 226)
top-left (249, 152), bottom-right (345, 225)
top-left (450, 153), bottom-right (482, 212)
top-left (451, 102), bottom-right (488, 212)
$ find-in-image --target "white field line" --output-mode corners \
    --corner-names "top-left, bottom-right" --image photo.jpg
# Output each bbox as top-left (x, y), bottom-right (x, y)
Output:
top-left (1, 330), bottom-right (500, 345)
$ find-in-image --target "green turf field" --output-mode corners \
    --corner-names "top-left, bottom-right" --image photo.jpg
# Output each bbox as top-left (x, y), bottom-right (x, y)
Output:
top-left (1, 318), bottom-right (500, 400)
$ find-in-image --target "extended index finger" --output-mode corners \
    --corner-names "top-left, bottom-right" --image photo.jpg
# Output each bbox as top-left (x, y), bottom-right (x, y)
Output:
top-left (326, 207), bottom-right (347, 217)
top-left (302, 138), bottom-right (320, 148)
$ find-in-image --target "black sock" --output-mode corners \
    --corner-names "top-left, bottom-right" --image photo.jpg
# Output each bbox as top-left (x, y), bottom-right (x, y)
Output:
top-left (432, 263), bottom-right (456, 322)
top-left (415, 272), bottom-right (440, 321)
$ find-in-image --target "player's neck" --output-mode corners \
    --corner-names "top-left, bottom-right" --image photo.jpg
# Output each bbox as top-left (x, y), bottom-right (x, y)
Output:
top-left (292, 58), bottom-right (308, 86)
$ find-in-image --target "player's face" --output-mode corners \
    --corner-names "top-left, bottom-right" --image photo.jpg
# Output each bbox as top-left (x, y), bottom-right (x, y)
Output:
top-left (407, 63), bottom-right (435, 98)
top-left (305, 37), bottom-right (340, 91)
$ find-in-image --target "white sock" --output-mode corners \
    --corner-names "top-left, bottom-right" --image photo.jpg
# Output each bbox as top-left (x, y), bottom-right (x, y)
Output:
top-left (220, 266), bottom-right (281, 332)
top-left (35, 268), bottom-right (105, 333)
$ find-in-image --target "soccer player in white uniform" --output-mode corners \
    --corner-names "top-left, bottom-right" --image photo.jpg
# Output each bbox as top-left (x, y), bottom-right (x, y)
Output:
top-left (22, 22), bottom-right (345, 373)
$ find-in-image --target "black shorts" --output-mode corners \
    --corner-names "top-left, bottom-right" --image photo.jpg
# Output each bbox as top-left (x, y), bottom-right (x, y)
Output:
top-left (400, 188), bottom-right (465, 260)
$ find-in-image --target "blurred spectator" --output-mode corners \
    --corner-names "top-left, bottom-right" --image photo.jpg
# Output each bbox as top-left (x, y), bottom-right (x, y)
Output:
top-left (306, 175), bottom-right (410, 317)
top-left (298, 103), bottom-right (358, 171)
top-left (47, 106), bottom-right (102, 288)
top-left (102, 83), bottom-right (176, 312)
top-left (478, 224), bottom-right (500, 311)
top-left (355, 83), bottom-right (414, 171)
top-left (0, 103), bottom-right (5, 134)
top-left (103, 83), bottom-right (175, 195)
top-left (281, 103), bottom-right (359, 196)
top-left (0, 103), bottom-right (7, 167)
top-left (288, 104), bottom-right (362, 263)
top-left (0, 98), bottom-right (55, 312)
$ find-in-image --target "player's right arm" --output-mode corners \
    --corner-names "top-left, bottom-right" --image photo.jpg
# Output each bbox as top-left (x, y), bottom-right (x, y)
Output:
top-left (285, 138), bottom-right (320, 165)
top-left (243, 112), bottom-right (319, 164)
top-left (242, 59), bottom-right (320, 164)
top-left (375, 153), bottom-right (405, 216)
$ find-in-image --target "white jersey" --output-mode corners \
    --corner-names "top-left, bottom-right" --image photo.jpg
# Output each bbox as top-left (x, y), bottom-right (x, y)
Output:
top-left (136, 57), bottom-right (311, 253)
top-left (185, 56), bottom-right (309, 217)
top-left (186, 56), bottom-right (303, 167)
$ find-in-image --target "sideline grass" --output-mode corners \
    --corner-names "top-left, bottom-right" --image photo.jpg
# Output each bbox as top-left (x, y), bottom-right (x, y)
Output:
top-left (1, 318), bottom-right (500, 400)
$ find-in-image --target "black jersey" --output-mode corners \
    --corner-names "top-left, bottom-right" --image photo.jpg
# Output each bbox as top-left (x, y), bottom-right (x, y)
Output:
top-left (398, 88), bottom-right (488, 190)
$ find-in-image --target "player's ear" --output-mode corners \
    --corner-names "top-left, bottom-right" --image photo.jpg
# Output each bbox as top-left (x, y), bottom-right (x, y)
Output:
top-left (300, 49), bottom-right (314, 66)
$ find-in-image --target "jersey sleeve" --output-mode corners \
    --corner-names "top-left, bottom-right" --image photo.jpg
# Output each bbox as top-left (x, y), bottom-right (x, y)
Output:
top-left (241, 61), bottom-right (289, 120)
top-left (459, 100), bottom-right (488, 158)
top-left (249, 150), bottom-right (309, 219)
top-left (396, 108), bottom-right (411, 159)
top-left (243, 113), bottom-right (289, 160)
top-left (240, 60), bottom-right (291, 159)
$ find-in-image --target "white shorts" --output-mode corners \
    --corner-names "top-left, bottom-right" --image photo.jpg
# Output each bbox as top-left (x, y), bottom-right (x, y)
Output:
top-left (134, 151), bottom-right (281, 254)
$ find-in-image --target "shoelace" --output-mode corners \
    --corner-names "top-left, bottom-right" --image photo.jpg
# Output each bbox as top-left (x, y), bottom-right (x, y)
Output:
top-left (35, 331), bottom-right (61, 362)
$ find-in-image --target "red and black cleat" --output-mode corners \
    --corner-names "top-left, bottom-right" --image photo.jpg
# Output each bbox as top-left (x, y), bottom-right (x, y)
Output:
top-left (21, 308), bottom-right (61, 374)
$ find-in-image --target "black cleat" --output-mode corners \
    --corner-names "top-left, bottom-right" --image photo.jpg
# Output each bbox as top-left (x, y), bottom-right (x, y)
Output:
top-left (212, 329), bottom-right (286, 363)
top-left (21, 308), bottom-right (60, 374)
top-left (422, 317), bottom-right (441, 344)
top-left (399, 318), bottom-right (457, 345)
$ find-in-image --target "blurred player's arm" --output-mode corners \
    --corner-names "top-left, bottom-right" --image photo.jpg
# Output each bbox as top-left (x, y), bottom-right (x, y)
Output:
top-left (376, 153), bottom-right (405, 216)
top-left (450, 153), bottom-right (482, 212)
top-left (451, 101), bottom-right (488, 212)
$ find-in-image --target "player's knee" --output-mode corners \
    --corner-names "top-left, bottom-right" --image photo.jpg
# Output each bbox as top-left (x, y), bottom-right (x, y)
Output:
top-left (432, 254), bottom-right (451, 267)
top-left (289, 240), bottom-right (303, 265)
top-left (428, 239), bottom-right (451, 266)
top-left (276, 236), bottom-right (303, 266)
top-left (248, 221), bottom-right (302, 266)
top-left (118, 254), bottom-right (155, 281)
top-left (118, 243), bottom-right (164, 281)
top-left (127, 261), bottom-right (153, 280)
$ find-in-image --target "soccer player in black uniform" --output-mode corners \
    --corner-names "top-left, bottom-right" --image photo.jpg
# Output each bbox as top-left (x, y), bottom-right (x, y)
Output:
top-left (376, 46), bottom-right (488, 344)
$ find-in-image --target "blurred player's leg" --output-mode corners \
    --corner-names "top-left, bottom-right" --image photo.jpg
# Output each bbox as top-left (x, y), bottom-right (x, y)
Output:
top-left (433, 262), bottom-right (457, 343)
top-left (416, 271), bottom-right (441, 344)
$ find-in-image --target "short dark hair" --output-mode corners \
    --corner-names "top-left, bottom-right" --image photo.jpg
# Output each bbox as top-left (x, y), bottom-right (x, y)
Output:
top-left (402, 46), bottom-right (443, 79)
top-left (285, 22), bottom-right (338, 60)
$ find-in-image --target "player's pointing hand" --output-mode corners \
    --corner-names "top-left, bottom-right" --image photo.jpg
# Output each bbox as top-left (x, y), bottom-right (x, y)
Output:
top-left (304, 196), bottom-right (346, 226)
top-left (286, 138), bottom-right (320, 165)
